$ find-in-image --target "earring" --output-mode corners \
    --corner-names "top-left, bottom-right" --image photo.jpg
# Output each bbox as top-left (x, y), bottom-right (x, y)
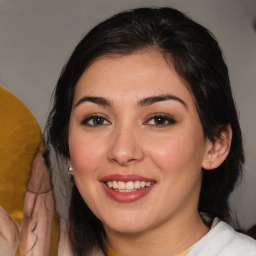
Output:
top-left (68, 163), bottom-right (74, 173)
top-left (209, 161), bottom-right (213, 167)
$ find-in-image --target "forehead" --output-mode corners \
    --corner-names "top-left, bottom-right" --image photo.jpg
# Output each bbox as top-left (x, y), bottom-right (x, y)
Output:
top-left (74, 51), bottom-right (194, 107)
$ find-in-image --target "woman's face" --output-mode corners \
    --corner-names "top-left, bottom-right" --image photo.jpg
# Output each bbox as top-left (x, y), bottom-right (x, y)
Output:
top-left (69, 51), bottom-right (211, 235)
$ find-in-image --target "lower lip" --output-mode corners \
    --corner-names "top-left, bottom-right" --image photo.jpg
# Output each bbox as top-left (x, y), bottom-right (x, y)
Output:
top-left (101, 182), bottom-right (155, 202)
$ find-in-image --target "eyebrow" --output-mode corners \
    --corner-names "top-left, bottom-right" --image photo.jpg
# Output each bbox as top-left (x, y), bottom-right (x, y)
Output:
top-left (74, 94), bottom-right (187, 109)
top-left (75, 96), bottom-right (113, 108)
top-left (138, 94), bottom-right (188, 109)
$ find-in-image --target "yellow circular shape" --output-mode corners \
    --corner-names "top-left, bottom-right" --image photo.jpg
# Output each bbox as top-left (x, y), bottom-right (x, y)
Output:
top-left (0, 86), bottom-right (41, 225)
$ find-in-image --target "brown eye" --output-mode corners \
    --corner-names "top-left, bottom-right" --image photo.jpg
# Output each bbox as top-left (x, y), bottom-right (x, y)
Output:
top-left (146, 114), bottom-right (176, 127)
top-left (81, 115), bottom-right (110, 126)
top-left (92, 116), bottom-right (105, 125)
top-left (153, 116), bottom-right (167, 125)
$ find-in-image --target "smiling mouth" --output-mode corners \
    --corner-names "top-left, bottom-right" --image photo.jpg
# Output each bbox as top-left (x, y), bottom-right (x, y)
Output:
top-left (105, 180), bottom-right (155, 192)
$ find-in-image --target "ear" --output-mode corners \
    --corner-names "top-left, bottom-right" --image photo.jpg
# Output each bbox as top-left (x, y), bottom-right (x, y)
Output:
top-left (202, 124), bottom-right (232, 170)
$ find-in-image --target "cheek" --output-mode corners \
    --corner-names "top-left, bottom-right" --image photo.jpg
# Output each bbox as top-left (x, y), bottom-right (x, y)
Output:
top-left (148, 133), bottom-right (204, 211)
top-left (148, 130), bottom-right (205, 175)
top-left (68, 130), bottom-right (106, 177)
top-left (69, 133), bottom-right (107, 214)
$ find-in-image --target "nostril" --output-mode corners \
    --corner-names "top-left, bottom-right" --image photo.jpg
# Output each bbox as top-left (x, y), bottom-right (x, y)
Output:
top-left (108, 147), bottom-right (144, 166)
top-left (110, 155), bottom-right (140, 166)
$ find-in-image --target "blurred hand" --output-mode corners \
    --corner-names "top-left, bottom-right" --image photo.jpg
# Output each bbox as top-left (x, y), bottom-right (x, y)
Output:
top-left (0, 207), bottom-right (20, 256)
top-left (19, 147), bottom-right (54, 256)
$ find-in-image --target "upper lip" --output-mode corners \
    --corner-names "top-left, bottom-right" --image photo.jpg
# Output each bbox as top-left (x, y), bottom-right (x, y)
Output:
top-left (100, 174), bottom-right (156, 182)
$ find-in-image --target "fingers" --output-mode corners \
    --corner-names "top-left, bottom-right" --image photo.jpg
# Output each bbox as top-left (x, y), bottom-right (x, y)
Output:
top-left (0, 207), bottom-right (20, 256)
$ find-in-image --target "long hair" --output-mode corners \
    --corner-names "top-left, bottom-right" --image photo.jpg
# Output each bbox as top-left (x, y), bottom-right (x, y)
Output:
top-left (45, 7), bottom-right (244, 255)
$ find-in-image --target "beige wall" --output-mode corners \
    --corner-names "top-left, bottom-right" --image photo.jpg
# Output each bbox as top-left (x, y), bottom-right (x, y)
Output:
top-left (1, 0), bottom-right (255, 229)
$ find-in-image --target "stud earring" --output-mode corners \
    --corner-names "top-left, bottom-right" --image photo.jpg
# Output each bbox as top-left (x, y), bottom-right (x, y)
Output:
top-left (68, 163), bottom-right (74, 174)
top-left (209, 161), bottom-right (213, 167)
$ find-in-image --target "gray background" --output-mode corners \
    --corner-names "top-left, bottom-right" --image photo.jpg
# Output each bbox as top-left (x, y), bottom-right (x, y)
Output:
top-left (0, 0), bottom-right (255, 230)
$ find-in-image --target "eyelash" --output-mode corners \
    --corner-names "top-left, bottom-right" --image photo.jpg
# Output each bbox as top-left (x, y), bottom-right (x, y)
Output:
top-left (145, 113), bottom-right (177, 127)
top-left (80, 113), bottom-right (177, 127)
top-left (80, 114), bottom-right (111, 126)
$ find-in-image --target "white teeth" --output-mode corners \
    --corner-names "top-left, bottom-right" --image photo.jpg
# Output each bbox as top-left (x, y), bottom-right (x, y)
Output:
top-left (125, 181), bottom-right (134, 190)
top-left (107, 181), bottom-right (113, 188)
top-left (146, 182), bottom-right (151, 187)
top-left (106, 180), bottom-right (154, 190)
top-left (118, 189), bottom-right (136, 193)
top-left (134, 181), bottom-right (141, 189)
top-left (112, 180), bottom-right (118, 189)
top-left (117, 181), bottom-right (126, 190)
top-left (140, 181), bottom-right (146, 188)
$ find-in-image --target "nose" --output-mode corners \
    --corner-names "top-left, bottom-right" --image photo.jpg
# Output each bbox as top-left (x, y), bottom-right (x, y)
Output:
top-left (107, 125), bottom-right (144, 166)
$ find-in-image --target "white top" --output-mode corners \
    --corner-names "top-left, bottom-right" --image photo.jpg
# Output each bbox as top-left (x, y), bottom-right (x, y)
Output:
top-left (187, 221), bottom-right (256, 256)
top-left (58, 218), bottom-right (256, 256)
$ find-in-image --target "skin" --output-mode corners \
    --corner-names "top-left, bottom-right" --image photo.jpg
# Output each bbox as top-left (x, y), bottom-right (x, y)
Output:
top-left (0, 207), bottom-right (19, 256)
top-left (19, 148), bottom-right (54, 256)
top-left (68, 51), bottom-right (227, 256)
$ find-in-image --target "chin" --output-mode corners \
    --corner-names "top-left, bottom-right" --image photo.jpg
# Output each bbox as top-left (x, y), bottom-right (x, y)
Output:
top-left (102, 215), bottom-right (153, 235)
top-left (107, 224), bottom-right (148, 235)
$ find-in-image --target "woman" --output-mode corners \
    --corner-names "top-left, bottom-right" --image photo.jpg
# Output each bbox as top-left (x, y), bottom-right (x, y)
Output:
top-left (45, 7), bottom-right (256, 256)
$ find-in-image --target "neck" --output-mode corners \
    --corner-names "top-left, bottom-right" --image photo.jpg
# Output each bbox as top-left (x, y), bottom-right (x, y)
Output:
top-left (105, 210), bottom-right (209, 256)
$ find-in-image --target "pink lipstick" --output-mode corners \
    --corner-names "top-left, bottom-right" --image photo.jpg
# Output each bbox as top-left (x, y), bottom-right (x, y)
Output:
top-left (100, 174), bottom-right (156, 202)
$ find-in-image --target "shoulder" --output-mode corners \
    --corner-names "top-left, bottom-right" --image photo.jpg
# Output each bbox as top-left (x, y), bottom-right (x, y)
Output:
top-left (188, 221), bottom-right (256, 256)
